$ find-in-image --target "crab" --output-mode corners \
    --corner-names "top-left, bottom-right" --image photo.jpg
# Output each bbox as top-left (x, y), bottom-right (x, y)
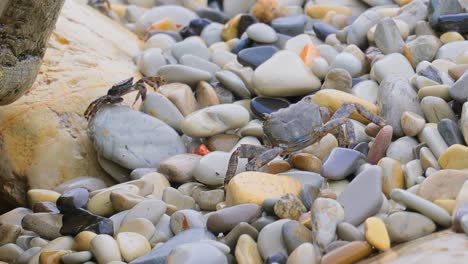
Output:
top-left (224, 97), bottom-right (386, 187)
top-left (84, 76), bottom-right (166, 120)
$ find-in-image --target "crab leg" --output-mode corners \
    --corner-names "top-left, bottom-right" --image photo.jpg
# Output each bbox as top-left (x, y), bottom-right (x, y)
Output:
top-left (245, 147), bottom-right (283, 171)
top-left (331, 103), bottom-right (385, 127)
top-left (225, 144), bottom-right (270, 187)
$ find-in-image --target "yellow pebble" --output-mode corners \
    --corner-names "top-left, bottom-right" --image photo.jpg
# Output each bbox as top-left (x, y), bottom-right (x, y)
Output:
top-left (440, 32), bottom-right (465, 44)
top-left (434, 199), bottom-right (456, 215)
top-left (235, 234), bottom-right (263, 264)
top-left (397, 0), bottom-right (413, 6)
top-left (305, 4), bottom-right (352, 19)
top-left (379, 158), bottom-right (404, 197)
top-left (73, 231), bottom-right (97, 251)
top-left (365, 217), bottom-right (391, 251)
top-left (27, 189), bottom-right (61, 207)
top-left (222, 14), bottom-right (241, 41)
top-left (439, 144), bottom-right (468, 170)
top-left (226, 172), bottom-right (302, 206)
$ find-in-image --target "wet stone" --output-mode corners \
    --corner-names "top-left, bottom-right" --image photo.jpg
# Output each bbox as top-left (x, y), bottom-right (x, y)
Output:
top-left (207, 203), bottom-right (262, 234)
top-left (281, 220), bottom-right (312, 254)
top-left (250, 96), bottom-right (290, 118)
top-left (438, 118), bottom-right (466, 146)
top-left (321, 148), bottom-right (365, 180)
top-left (56, 188), bottom-right (89, 213)
top-left (272, 16), bottom-right (307, 36)
top-left (60, 208), bottom-right (113, 236)
top-left (238, 46), bottom-right (279, 69)
top-left (313, 21), bottom-right (339, 41)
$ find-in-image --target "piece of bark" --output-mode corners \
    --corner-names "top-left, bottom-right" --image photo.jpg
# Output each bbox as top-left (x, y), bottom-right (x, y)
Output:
top-left (0, 0), bottom-right (65, 105)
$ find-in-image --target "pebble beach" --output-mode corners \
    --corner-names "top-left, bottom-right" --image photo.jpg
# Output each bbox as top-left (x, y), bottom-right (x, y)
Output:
top-left (1, 0), bottom-right (468, 263)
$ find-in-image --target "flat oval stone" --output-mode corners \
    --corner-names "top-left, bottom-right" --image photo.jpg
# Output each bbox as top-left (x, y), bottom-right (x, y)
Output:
top-left (130, 229), bottom-right (216, 264)
top-left (272, 16), bottom-right (307, 36)
top-left (338, 165), bottom-right (383, 226)
top-left (181, 104), bottom-right (250, 138)
top-left (157, 65), bottom-right (212, 87)
top-left (390, 189), bottom-right (452, 227)
top-left (257, 219), bottom-right (290, 260)
top-left (167, 242), bottom-right (227, 264)
top-left (207, 203), bottom-right (262, 234)
top-left (250, 96), bottom-right (290, 118)
top-left (385, 211), bottom-right (436, 243)
top-left (246, 23), bottom-right (278, 43)
top-left (238, 46), bottom-right (278, 69)
top-left (89, 105), bottom-right (185, 170)
top-left (313, 21), bottom-right (338, 41)
top-left (22, 213), bottom-right (62, 240)
top-left (322, 148), bottom-right (365, 180)
top-left (123, 199), bottom-right (166, 224)
top-left (215, 70), bottom-right (251, 99)
top-left (140, 92), bottom-right (184, 132)
top-left (253, 50), bottom-right (321, 97)
top-left (386, 136), bottom-right (419, 164)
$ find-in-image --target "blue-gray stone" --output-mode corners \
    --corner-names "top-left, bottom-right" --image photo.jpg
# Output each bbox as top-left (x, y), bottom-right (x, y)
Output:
top-left (313, 21), bottom-right (338, 41)
top-left (271, 16), bottom-right (307, 36)
top-left (438, 118), bottom-right (466, 146)
top-left (321, 148), bottom-right (365, 180)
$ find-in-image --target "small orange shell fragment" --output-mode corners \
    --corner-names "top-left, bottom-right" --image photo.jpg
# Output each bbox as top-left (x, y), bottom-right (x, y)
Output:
top-left (147, 18), bottom-right (179, 32)
top-left (300, 43), bottom-right (320, 65)
top-left (192, 144), bottom-right (210, 156)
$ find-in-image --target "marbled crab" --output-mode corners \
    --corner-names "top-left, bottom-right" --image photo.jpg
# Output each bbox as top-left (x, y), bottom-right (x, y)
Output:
top-left (224, 97), bottom-right (386, 186)
top-left (84, 76), bottom-right (166, 120)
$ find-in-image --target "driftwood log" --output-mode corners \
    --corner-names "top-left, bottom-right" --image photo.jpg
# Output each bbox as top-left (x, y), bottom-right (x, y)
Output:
top-left (0, 0), bottom-right (65, 105)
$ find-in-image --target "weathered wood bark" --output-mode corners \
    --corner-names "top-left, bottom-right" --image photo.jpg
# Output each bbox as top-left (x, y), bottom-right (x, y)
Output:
top-left (0, 0), bottom-right (65, 105)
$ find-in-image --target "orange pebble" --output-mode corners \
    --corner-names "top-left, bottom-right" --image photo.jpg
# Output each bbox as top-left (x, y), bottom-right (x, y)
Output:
top-left (147, 18), bottom-right (179, 32)
top-left (192, 144), bottom-right (210, 156)
top-left (300, 43), bottom-right (320, 65)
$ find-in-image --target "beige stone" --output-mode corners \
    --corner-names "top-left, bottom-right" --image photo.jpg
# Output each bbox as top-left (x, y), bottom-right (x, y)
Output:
top-left (235, 234), bottom-right (262, 264)
top-left (0, 0), bottom-right (142, 210)
top-left (116, 232), bottom-right (151, 262)
top-left (418, 170), bottom-right (468, 201)
top-left (378, 158), bottom-right (404, 197)
top-left (302, 133), bottom-right (338, 160)
top-left (74, 231), bottom-right (97, 251)
top-left (158, 83), bottom-right (198, 116)
top-left (27, 189), bottom-right (61, 207)
top-left (226, 172), bottom-right (302, 206)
